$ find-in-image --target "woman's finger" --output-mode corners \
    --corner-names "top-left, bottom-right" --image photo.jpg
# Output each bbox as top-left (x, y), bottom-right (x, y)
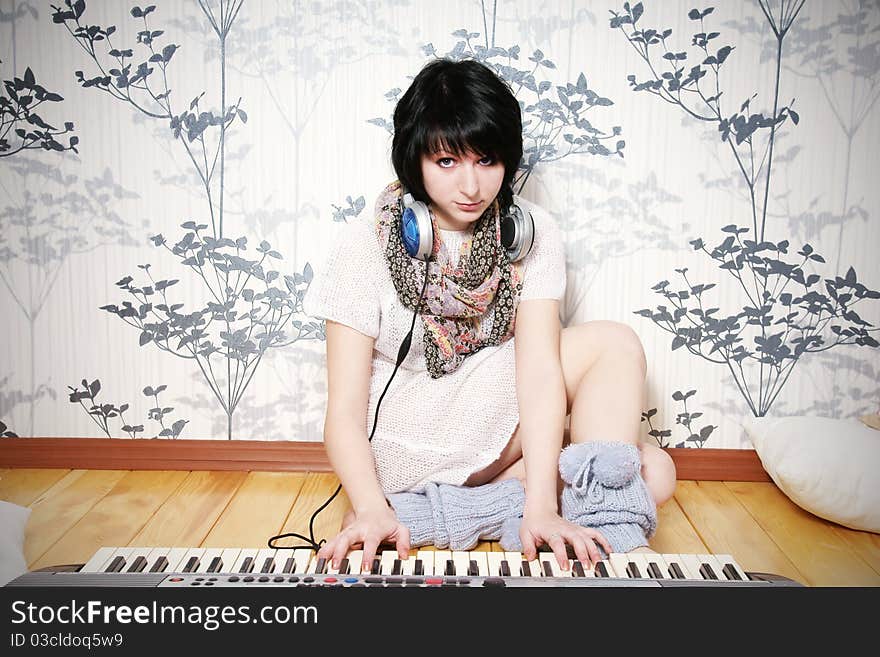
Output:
top-left (567, 532), bottom-right (591, 566)
top-left (395, 525), bottom-right (411, 561)
top-left (547, 532), bottom-right (569, 571)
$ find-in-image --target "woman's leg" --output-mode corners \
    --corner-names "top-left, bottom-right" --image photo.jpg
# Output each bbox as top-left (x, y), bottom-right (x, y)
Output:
top-left (471, 320), bottom-right (676, 508)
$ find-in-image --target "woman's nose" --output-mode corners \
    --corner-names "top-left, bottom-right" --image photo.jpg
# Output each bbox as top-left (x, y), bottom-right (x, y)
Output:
top-left (459, 165), bottom-right (479, 196)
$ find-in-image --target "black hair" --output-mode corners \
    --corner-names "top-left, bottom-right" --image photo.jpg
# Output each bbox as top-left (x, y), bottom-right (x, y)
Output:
top-left (391, 58), bottom-right (523, 213)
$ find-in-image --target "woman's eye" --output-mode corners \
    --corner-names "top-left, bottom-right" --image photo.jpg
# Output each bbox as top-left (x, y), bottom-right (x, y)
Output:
top-left (479, 157), bottom-right (495, 165)
top-left (438, 157), bottom-right (454, 167)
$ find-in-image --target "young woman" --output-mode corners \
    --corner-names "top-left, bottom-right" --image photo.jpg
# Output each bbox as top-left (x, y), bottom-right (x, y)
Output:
top-left (305, 58), bottom-right (676, 575)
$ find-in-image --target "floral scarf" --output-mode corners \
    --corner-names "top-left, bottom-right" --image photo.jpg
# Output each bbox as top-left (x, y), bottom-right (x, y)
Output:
top-left (375, 180), bottom-right (523, 378)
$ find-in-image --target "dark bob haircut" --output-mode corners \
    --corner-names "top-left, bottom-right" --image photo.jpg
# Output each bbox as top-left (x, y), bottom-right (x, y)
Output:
top-left (391, 58), bottom-right (523, 213)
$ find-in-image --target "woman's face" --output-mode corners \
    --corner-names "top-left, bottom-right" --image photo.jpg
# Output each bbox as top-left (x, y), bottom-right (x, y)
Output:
top-left (420, 147), bottom-right (505, 232)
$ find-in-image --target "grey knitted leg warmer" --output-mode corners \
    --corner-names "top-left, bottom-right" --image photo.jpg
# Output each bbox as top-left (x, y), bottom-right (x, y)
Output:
top-left (560, 441), bottom-right (657, 555)
top-left (386, 478), bottom-right (526, 551)
top-left (499, 441), bottom-right (657, 555)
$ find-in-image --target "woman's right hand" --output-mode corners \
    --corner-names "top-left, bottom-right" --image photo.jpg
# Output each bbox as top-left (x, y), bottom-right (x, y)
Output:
top-left (316, 504), bottom-right (410, 573)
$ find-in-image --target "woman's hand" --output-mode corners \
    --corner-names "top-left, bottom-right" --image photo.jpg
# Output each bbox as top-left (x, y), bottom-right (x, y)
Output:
top-left (316, 504), bottom-right (410, 573)
top-left (518, 508), bottom-right (613, 570)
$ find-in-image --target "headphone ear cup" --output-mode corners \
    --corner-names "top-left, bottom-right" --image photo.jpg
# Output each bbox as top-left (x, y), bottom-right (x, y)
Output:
top-left (400, 192), bottom-right (434, 261)
top-left (501, 203), bottom-right (535, 262)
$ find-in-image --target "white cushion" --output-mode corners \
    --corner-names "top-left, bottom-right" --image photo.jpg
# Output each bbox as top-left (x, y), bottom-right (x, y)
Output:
top-left (0, 500), bottom-right (30, 586)
top-left (743, 415), bottom-right (880, 533)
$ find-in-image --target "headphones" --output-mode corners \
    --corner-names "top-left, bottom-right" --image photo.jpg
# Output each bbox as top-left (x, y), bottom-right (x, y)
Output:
top-left (399, 188), bottom-right (535, 263)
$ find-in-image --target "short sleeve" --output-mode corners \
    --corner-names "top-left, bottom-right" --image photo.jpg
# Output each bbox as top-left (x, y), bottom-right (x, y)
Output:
top-left (302, 218), bottom-right (381, 339)
top-left (516, 198), bottom-right (567, 301)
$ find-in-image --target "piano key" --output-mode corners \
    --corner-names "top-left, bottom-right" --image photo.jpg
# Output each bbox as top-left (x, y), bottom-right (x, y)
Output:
top-left (486, 552), bottom-right (505, 577)
top-left (415, 550), bottom-right (434, 576)
top-left (369, 557), bottom-right (381, 575)
top-left (452, 551), bottom-right (471, 577)
top-left (594, 560), bottom-right (611, 578)
top-left (81, 547), bottom-right (118, 573)
top-left (231, 548), bottom-right (259, 574)
top-left (380, 550), bottom-right (398, 575)
top-left (714, 554), bottom-right (748, 581)
top-left (198, 548), bottom-right (225, 574)
top-left (699, 561), bottom-right (718, 580)
top-left (216, 548), bottom-right (240, 574)
top-left (642, 553), bottom-right (669, 579)
top-left (164, 547), bottom-right (195, 572)
top-left (626, 554), bottom-right (657, 579)
top-left (503, 552), bottom-right (523, 578)
top-left (469, 551), bottom-right (490, 576)
top-left (680, 554), bottom-right (709, 580)
top-left (433, 550), bottom-right (452, 576)
top-left (344, 550), bottom-right (364, 574)
top-left (662, 554), bottom-right (692, 579)
top-left (178, 548), bottom-right (204, 573)
top-left (127, 556), bottom-right (148, 573)
top-left (541, 557), bottom-right (571, 578)
top-left (292, 548), bottom-right (315, 574)
top-left (609, 554), bottom-right (632, 578)
top-left (527, 555), bottom-right (542, 578)
top-left (254, 548), bottom-right (278, 574)
top-left (183, 556), bottom-right (200, 573)
top-left (106, 555), bottom-right (126, 573)
top-left (400, 555), bottom-right (418, 576)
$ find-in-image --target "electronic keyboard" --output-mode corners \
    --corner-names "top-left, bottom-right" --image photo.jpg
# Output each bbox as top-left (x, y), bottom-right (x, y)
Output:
top-left (7, 546), bottom-right (802, 587)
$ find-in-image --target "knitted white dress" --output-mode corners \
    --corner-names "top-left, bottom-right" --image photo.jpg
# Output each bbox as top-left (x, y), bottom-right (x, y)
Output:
top-left (303, 193), bottom-right (566, 494)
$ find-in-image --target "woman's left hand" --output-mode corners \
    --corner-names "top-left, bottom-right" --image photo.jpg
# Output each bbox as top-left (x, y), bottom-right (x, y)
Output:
top-left (518, 509), bottom-right (613, 570)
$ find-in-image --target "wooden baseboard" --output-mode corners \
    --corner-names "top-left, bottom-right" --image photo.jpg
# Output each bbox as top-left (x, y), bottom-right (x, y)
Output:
top-left (0, 438), bottom-right (770, 482)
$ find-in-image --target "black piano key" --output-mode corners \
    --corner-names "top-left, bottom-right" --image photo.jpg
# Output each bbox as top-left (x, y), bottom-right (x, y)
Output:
top-left (127, 556), bottom-right (148, 573)
top-left (338, 558), bottom-right (350, 575)
top-left (700, 563), bottom-right (718, 580)
top-left (149, 556), bottom-right (168, 573)
top-left (183, 556), bottom-right (200, 573)
top-left (105, 556), bottom-right (126, 573)
top-left (413, 560), bottom-right (424, 576)
top-left (626, 561), bottom-right (642, 578)
top-left (647, 562), bottom-right (664, 579)
top-left (668, 562), bottom-right (685, 579)
top-left (595, 562), bottom-right (610, 578)
top-left (282, 557), bottom-right (295, 574)
top-left (541, 560), bottom-right (554, 577)
top-left (208, 556), bottom-right (223, 573)
top-left (468, 560), bottom-right (479, 576)
top-left (445, 559), bottom-right (455, 576)
top-left (391, 559), bottom-right (402, 576)
top-left (521, 560), bottom-right (532, 577)
top-left (722, 563), bottom-right (743, 581)
top-left (261, 558), bottom-right (275, 574)
top-left (238, 557), bottom-right (254, 573)
top-left (315, 557), bottom-right (327, 574)
top-left (572, 561), bottom-right (586, 578)
top-left (370, 558), bottom-right (381, 575)
top-left (499, 560), bottom-right (511, 577)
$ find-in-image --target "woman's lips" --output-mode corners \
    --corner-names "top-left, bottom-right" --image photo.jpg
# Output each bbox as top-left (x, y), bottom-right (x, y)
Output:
top-left (456, 202), bottom-right (481, 212)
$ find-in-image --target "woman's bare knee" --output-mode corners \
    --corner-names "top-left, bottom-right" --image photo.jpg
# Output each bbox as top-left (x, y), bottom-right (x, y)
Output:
top-left (639, 442), bottom-right (677, 506)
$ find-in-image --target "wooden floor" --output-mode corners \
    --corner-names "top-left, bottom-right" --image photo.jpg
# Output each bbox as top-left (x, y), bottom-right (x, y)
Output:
top-left (2, 467), bottom-right (879, 587)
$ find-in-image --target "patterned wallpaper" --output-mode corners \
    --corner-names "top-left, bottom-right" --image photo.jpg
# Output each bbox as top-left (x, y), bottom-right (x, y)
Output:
top-left (1, 0), bottom-right (877, 448)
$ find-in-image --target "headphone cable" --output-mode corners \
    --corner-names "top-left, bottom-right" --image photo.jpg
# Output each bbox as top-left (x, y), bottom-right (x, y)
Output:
top-left (267, 256), bottom-right (431, 552)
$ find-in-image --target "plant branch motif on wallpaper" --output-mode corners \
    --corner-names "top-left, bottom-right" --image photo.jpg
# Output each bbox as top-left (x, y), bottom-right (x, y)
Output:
top-left (611, 2), bottom-right (879, 420)
top-left (50, 1), bottom-right (320, 439)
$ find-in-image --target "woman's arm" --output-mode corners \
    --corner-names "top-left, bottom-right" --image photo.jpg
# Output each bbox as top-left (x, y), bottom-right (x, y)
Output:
top-left (323, 319), bottom-right (388, 514)
top-left (513, 298), bottom-right (567, 514)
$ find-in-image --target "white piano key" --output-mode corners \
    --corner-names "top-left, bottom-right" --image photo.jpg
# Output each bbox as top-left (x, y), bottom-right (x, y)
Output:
top-left (539, 554), bottom-right (570, 578)
top-left (573, 559), bottom-right (597, 578)
top-left (344, 549), bottom-right (365, 575)
top-left (678, 553), bottom-right (707, 580)
top-left (163, 547), bottom-right (192, 572)
top-left (451, 551), bottom-right (471, 577)
top-left (416, 550), bottom-right (435, 576)
top-left (609, 553), bottom-right (632, 578)
top-left (291, 548), bottom-right (314, 574)
top-left (526, 554), bottom-right (542, 578)
top-left (219, 548), bottom-right (242, 574)
top-left (81, 547), bottom-right (118, 573)
top-left (714, 553), bottom-right (749, 581)
top-left (254, 548), bottom-right (278, 574)
top-left (486, 552), bottom-right (505, 577)
top-left (193, 548), bottom-right (224, 574)
top-left (701, 554), bottom-right (732, 582)
top-left (503, 552), bottom-right (523, 577)
top-left (231, 547), bottom-right (260, 574)
top-left (593, 555), bottom-right (616, 578)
